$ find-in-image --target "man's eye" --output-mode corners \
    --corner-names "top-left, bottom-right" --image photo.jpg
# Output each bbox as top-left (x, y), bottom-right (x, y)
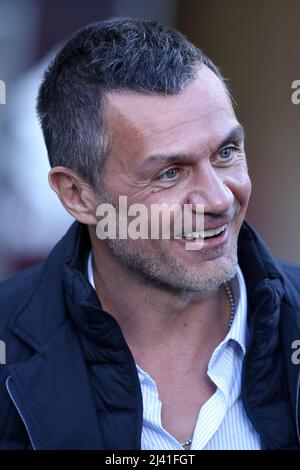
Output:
top-left (219, 146), bottom-right (237, 160)
top-left (159, 168), bottom-right (179, 181)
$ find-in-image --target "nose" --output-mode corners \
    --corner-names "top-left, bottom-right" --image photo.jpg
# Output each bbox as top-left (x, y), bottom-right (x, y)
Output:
top-left (187, 163), bottom-right (234, 215)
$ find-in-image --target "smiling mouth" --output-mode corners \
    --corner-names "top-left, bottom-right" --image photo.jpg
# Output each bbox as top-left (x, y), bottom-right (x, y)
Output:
top-left (180, 223), bottom-right (228, 240)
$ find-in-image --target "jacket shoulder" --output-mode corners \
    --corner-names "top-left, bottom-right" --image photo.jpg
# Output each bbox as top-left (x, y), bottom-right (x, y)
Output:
top-left (277, 259), bottom-right (300, 308)
top-left (278, 259), bottom-right (300, 281)
top-left (0, 263), bottom-right (44, 332)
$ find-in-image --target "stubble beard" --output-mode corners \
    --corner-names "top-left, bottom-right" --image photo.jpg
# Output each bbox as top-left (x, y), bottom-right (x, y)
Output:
top-left (106, 235), bottom-right (238, 294)
top-left (97, 189), bottom-right (238, 294)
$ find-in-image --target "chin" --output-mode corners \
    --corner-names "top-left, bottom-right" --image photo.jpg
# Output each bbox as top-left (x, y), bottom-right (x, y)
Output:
top-left (193, 259), bottom-right (237, 290)
top-left (155, 253), bottom-right (238, 294)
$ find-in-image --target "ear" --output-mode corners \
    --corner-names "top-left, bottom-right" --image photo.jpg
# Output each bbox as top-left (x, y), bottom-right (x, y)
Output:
top-left (49, 167), bottom-right (98, 225)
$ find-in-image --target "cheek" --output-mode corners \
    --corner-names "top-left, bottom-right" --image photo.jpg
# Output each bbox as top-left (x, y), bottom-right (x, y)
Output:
top-left (227, 171), bottom-right (252, 212)
top-left (240, 174), bottom-right (252, 209)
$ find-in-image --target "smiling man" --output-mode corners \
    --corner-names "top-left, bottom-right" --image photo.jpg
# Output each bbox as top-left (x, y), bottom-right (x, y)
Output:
top-left (0, 18), bottom-right (300, 451)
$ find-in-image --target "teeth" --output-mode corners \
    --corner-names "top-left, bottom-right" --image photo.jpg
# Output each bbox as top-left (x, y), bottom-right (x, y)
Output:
top-left (184, 224), bottom-right (227, 239)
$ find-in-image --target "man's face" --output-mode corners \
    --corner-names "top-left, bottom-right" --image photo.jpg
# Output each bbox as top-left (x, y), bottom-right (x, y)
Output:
top-left (97, 66), bottom-right (251, 293)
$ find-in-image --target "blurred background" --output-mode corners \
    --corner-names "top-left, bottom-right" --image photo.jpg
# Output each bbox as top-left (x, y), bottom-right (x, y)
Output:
top-left (0, 0), bottom-right (299, 279)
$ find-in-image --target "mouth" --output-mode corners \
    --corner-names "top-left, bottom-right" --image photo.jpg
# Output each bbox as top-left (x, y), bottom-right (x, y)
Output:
top-left (174, 223), bottom-right (229, 250)
top-left (182, 224), bottom-right (228, 241)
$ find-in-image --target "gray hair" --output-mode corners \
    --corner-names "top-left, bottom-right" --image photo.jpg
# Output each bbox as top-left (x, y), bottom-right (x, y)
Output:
top-left (37, 18), bottom-right (226, 191)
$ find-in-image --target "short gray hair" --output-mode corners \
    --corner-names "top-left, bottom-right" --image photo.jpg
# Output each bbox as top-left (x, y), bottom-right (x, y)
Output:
top-left (37, 18), bottom-right (226, 191)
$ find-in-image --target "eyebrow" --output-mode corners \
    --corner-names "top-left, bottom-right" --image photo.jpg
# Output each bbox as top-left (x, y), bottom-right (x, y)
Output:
top-left (218, 124), bottom-right (245, 149)
top-left (143, 124), bottom-right (246, 168)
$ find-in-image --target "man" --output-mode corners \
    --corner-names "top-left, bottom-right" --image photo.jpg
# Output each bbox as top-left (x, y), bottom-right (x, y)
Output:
top-left (0, 18), bottom-right (300, 451)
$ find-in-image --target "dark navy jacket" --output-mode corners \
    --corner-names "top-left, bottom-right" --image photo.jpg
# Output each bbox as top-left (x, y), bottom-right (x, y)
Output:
top-left (0, 220), bottom-right (300, 450)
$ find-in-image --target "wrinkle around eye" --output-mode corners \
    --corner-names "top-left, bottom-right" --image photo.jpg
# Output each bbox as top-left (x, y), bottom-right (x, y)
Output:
top-left (211, 147), bottom-right (243, 166)
top-left (158, 167), bottom-right (181, 181)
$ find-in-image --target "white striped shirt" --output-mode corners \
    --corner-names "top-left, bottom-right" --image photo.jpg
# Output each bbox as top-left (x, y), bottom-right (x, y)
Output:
top-left (88, 255), bottom-right (261, 450)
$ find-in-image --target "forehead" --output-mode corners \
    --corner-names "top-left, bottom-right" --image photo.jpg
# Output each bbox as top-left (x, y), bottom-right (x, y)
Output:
top-left (104, 66), bottom-right (237, 159)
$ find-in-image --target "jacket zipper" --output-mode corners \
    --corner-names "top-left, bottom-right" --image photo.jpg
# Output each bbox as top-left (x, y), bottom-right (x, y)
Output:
top-left (296, 370), bottom-right (300, 444)
top-left (6, 376), bottom-right (37, 450)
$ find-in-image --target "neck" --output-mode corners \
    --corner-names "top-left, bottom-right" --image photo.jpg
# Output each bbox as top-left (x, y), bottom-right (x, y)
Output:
top-left (90, 238), bottom-right (232, 368)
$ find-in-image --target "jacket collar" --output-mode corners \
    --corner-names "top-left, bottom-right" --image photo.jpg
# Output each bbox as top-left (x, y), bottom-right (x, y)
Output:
top-left (238, 221), bottom-right (300, 449)
top-left (238, 221), bottom-right (300, 404)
